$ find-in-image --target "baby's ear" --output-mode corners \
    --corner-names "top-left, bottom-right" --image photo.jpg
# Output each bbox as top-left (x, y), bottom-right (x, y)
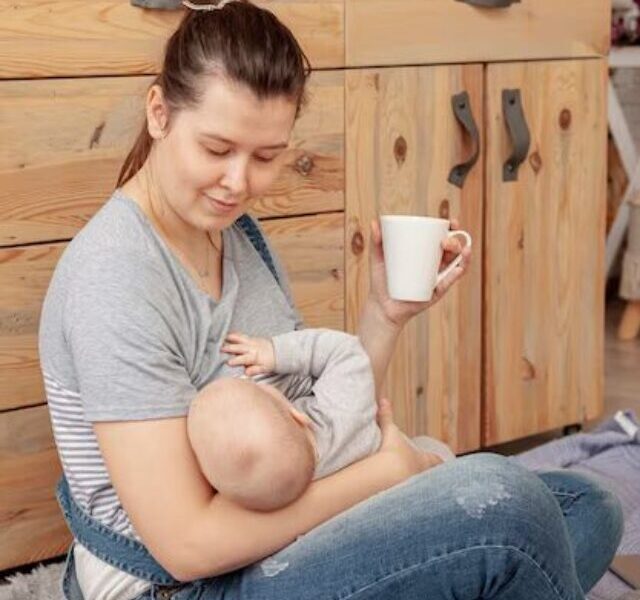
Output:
top-left (289, 406), bottom-right (312, 428)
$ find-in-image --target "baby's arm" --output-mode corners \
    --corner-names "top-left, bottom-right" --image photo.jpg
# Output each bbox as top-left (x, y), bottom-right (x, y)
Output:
top-left (272, 329), bottom-right (382, 479)
top-left (222, 332), bottom-right (275, 377)
top-left (270, 329), bottom-right (368, 379)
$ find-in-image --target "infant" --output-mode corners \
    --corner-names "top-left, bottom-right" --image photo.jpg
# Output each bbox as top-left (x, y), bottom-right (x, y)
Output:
top-left (187, 328), bottom-right (455, 511)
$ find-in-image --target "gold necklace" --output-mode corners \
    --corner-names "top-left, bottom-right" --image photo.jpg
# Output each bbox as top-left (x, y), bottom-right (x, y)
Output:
top-left (151, 216), bottom-right (221, 280)
top-left (194, 230), bottom-right (222, 279)
top-left (131, 174), bottom-right (222, 280)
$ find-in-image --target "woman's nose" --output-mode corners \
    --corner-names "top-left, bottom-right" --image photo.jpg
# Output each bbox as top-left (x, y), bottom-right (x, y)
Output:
top-left (220, 155), bottom-right (249, 197)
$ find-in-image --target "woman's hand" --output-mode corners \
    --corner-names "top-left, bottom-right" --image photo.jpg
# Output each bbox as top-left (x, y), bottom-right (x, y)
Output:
top-left (368, 217), bottom-right (472, 328)
top-left (376, 398), bottom-right (443, 479)
top-left (222, 332), bottom-right (275, 376)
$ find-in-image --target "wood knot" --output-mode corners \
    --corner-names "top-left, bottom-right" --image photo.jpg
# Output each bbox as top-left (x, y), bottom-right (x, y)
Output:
top-left (529, 151), bottom-right (542, 173)
top-left (559, 109), bottom-right (572, 131)
top-left (439, 199), bottom-right (450, 220)
top-left (294, 154), bottom-right (314, 176)
top-left (521, 357), bottom-right (536, 381)
top-left (394, 136), bottom-right (407, 166)
top-left (0, 311), bottom-right (36, 334)
top-left (351, 231), bottom-right (365, 256)
top-left (330, 268), bottom-right (340, 281)
top-left (89, 121), bottom-right (105, 149)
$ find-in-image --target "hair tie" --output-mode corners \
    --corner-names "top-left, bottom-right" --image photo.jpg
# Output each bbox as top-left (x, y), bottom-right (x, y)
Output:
top-left (182, 0), bottom-right (234, 10)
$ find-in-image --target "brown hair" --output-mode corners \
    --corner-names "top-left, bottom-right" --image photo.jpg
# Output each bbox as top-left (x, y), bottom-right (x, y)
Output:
top-left (116, 0), bottom-right (312, 189)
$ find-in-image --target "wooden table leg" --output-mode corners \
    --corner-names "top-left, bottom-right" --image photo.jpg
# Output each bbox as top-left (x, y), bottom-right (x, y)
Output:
top-left (618, 300), bottom-right (640, 340)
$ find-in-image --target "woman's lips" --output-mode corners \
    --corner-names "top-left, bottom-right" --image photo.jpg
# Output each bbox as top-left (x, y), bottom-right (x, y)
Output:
top-left (206, 195), bottom-right (238, 214)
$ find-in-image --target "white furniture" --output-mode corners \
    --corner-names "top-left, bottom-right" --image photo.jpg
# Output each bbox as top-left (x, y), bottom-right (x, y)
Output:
top-left (606, 46), bottom-right (640, 278)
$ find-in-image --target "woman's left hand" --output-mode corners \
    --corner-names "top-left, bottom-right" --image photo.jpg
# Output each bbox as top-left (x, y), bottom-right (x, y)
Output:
top-left (367, 217), bottom-right (472, 328)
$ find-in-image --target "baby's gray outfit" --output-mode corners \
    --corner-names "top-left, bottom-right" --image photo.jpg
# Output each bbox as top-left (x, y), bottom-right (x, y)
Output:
top-left (267, 329), bottom-right (457, 478)
top-left (270, 328), bottom-right (381, 479)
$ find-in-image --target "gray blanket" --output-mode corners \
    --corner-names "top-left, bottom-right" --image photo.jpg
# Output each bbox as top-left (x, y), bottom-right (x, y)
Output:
top-left (513, 410), bottom-right (640, 600)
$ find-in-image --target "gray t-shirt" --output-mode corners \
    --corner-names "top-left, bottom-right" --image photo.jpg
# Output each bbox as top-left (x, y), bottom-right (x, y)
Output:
top-left (38, 188), bottom-right (305, 541)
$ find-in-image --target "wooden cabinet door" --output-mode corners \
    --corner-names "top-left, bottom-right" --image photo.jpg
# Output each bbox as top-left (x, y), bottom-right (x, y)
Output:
top-left (346, 65), bottom-right (483, 453)
top-left (484, 58), bottom-right (608, 445)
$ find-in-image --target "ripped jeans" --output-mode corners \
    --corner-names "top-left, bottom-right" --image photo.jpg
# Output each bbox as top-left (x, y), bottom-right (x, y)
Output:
top-left (59, 453), bottom-right (623, 599)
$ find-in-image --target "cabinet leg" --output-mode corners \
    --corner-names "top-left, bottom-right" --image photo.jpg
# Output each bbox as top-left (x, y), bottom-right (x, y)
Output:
top-left (617, 300), bottom-right (640, 341)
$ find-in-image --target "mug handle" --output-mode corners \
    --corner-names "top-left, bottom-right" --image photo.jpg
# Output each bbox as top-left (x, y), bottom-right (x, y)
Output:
top-left (435, 230), bottom-right (472, 287)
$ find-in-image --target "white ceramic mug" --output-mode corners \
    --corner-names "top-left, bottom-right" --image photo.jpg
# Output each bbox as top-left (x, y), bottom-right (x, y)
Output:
top-left (380, 215), bottom-right (472, 302)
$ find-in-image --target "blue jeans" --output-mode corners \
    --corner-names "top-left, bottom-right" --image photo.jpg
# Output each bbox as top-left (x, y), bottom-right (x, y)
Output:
top-left (60, 453), bottom-right (623, 599)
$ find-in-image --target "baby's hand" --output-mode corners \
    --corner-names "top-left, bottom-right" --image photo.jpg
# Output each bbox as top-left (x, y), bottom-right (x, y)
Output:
top-left (222, 332), bottom-right (275, 376)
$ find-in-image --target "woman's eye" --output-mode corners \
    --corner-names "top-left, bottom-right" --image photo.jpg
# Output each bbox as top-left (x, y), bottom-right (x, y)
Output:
top-left (206, 148), bottom-right (229, 157)
top-left (204, 146), bottom-right (277, 163)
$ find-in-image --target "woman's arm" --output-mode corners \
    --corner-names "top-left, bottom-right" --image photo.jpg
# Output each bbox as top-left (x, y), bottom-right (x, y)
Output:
top-left (95, 414), bottom-right (411, 582)
top-left (356, 298), bottom-right (402, 398)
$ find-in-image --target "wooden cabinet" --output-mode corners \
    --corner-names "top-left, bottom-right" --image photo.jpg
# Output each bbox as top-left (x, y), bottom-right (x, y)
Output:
top-left (0, 0), bottom-right (610, 571)
top-left (345, 58), bottom-right (608, 450)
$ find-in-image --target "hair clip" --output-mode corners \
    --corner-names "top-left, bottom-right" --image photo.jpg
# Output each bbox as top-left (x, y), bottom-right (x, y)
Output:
top-left (182, 0), bottom-right (233, 10)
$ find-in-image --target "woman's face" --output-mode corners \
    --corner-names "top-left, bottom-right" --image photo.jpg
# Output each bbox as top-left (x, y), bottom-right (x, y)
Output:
top-left (150, 75), bottom-right (298, 231)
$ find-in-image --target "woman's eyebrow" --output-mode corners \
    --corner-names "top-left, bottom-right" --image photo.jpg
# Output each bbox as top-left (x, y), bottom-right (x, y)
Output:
top-left (200, 132), bottom-right (288, 150)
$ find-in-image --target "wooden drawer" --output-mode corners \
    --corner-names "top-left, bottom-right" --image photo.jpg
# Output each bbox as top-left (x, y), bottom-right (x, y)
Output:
top-left (0, 244), bottom-right (61, 413)
top-left (0, 70), bottom-right (344, 246)
top-left (0, 213), bottom-right (343, 413)
top-left (0, 404), bottom-right (71, 571)
top-left (262, 212), bottom-right (345, 333)
top-left (0, 0), bottom-right (344, 79)
top-left (346, 0), bottom-right (610, 67)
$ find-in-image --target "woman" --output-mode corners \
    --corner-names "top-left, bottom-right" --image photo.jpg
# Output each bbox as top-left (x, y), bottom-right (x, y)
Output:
top-left (38, 1), bottom-right (623, 598)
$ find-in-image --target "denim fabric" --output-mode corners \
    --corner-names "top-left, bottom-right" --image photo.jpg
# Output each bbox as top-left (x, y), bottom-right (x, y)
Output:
top-left (234, 214), bottom-right (281, 288)
top-left (58, 453), bottom-right (623, 600)
top-left (534, 470), bottom-right (626, 594)
top-left (56, 475), bottom-right (178, 585)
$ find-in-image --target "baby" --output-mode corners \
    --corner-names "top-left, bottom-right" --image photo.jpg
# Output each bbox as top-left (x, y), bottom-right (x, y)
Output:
top-left (187, 328), bottom-right (455, 511)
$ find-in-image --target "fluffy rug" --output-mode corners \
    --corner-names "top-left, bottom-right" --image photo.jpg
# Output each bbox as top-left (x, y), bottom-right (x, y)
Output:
top-left (0, 561), bottom-right (65, 600)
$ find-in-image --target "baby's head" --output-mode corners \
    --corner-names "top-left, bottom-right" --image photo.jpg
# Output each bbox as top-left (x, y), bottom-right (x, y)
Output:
top-left (187, 377), bottom-right (317, 511)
